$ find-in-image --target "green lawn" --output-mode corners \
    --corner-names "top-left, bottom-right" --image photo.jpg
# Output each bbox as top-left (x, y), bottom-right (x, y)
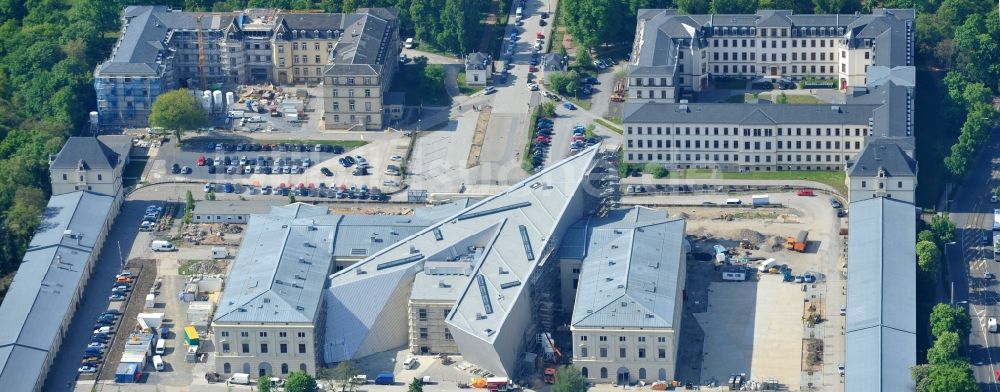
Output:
top-left (258, 139), bottom-right (368, 148)
top-left (667, 169), bottom-right (848, 195)
top-left (779, 94), bottom-right (824, 104)
top-left (456, 72), bottom-right (484, 95)
top-left (594, 117), bottom-right (622, 134)
top-left (565, 96), bottom-right (592, 111)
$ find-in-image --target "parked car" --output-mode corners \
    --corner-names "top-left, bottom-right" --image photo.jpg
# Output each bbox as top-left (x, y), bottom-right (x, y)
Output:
top-left (170, 163), bottom-right (181, 174)
top-left (78, 366), bottom-right (98, 374)
top-left (830, 198), bottom-right (843, 209)
top-left (109, 293), bottom-right (126, 301)
top-left (320, 167), bottom-right (333, 177)
top-left (563, 102), bottom-right (576, 110)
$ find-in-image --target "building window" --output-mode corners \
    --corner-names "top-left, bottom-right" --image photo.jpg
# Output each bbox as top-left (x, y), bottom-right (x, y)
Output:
top-left (259, 332), bottom-right (268, 338)
top-left (280, 343), bottom-right (288, 353)
top-left (638, 348), bottom-right (646, 358)
top-left (281, 363), bottom-right (289, 374)
top-left (580, 335), bottom-right (588, 341)
top-left (619, 348), bottom-right (626, 358)
top-left (580, 347), bottom-right (588, 357)
top-left (418, 308), bottom-right (427, 321)
top-left (658, 348), bottom-right (666, 358)
top-left (222, 343), bottom-right (230, 352)
top-left (241, 332), bottom-right (249, 338)
top-left (445, 328), bottom-right (453, 340)
top-left (601, 368), bottom-right (608, 379)
top-left (298, 344), bottom-right (307, 354)
top-left (297, 332), bottom-right (306, 338)
top-left (279, 332), bottom-right (287, 338)
top-left (599, 336), bottom-right (607, 342)
top-left (241, 343), bottom-right (250, 353)
top-left (260, 344), bottom-right (268, 353)
top-left (657, 337), bottom-right (666, 343)
top-left (599, 347), bottom-right (607, 358)
top-left (419, 328), bottom-right (428, 339)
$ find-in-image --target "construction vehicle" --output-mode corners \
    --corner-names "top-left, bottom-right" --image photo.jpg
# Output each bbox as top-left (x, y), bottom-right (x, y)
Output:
top-left (611, 80), bottom-right (626, 102)
top-left (785, 230), bottom-right (809, 252)
top-left (539, 332), bottom-right (562, 384)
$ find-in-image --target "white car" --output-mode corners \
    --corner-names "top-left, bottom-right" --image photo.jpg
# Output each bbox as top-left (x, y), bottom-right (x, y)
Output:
top-left (78, 366), bottom-right (98, 374)
top-left (992, 194), bottom-right (998, 203)
top-left (88, 342), bottom-right (106, 349)
top-left (204, 183), bottom-right (214, 192)
top-left (526, 83), bottom-right (539, 91)
top-left (383, 179), bottom-right (400, 187)
top-left (390, 155), bottom-right (403, 161)
top-left (94, 326), bottom-right (112, 334)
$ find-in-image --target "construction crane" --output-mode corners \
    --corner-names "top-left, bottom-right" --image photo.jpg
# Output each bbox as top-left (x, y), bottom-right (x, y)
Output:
top-left (195, 14), bottom-right (207, 90)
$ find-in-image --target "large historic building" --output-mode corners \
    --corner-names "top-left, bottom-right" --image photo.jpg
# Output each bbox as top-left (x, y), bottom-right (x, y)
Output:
top-left (623, 9), bottom-right (917, 200)
top-left (94, 6), bottom-right (399, 131)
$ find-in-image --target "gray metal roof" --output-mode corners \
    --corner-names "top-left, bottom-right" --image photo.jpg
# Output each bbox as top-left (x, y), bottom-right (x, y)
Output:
top-left (845, 197), bottom-right (916, 391)
top-left (623, 102), bottom-right (877, 125)
top-left (0, 191), bottom-right (115, 390)
top-left (97, 6), bottom-right (236, 76)
top-left (846, 139), bottom-right (917, 177)
top-left (568, 207), bottom-right (686, 329)
top-left (213, 203), bottom-right (335, 324)
top-left (466, 52), bottom-right (491, 71)
top-left (50, 137), bottom-right (122, 171)
top-left (324, 9), bottom-right (398, 76)
top-left (324, 145), bottom-right (602, 363)
top-left (331, 215), bottom-right (431, 258)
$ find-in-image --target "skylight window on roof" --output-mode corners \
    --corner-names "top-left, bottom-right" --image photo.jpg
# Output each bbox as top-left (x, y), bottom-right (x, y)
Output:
top-left (376, 254), bottom-right (423, 270)
top-left (518, 225), bottom-right (534, 261)
top-left (477, 274), bottom-right (493, 314)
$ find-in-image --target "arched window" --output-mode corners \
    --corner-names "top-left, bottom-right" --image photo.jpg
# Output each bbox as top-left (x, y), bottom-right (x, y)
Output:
top-left (300, 363), bottom-right (308, 372)
top-left (223, 363), bottom-right (231, 373)
top-left (581, 367), bottom-right (588, 378)
top-left (639, 368), bottom-right (646, 380)
top-left (600, 367), bottom-right (608, 379)
top-left (658, 368), bottom-right (667, 380)
top-left (243, 362), bottom-right (251, 374)
top-left (281, 363), bottom-right (289, 374)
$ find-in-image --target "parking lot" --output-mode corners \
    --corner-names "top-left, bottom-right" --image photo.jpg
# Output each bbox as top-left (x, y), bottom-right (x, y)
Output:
top-left (623, 193), bottom-right (846, 391)
top-left (144, 134), bottom-right (411, 197)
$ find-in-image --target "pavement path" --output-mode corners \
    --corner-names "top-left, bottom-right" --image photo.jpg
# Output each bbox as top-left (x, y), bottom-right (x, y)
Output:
top-left (949, 128), bottom-right (1000, 389)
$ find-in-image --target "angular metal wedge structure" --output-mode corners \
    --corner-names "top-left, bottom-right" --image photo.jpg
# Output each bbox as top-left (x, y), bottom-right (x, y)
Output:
top-left (325, 145), bottom-right (605, 376)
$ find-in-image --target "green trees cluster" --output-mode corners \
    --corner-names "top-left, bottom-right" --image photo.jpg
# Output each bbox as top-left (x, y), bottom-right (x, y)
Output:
top-left (149, 90), bottom-right (209, 140)
top-left (549, 71), bottom-right (582, 97)
top-left (0, 0), bottom-right (128, 300)
top-left (552, 365), bottom-right (587, 392)
top-left (912, 304), bottom-right (976, 391)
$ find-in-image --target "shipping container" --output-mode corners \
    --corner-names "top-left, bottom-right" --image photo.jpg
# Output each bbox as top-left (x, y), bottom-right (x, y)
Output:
top-left (183, 326), bottom-right (199, 346)
top-left (115, 363), bottom-right (141, 383)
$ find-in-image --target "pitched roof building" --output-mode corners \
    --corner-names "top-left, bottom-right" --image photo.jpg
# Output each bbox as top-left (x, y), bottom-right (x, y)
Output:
top-left (0, 191), bottom-right (116, 392)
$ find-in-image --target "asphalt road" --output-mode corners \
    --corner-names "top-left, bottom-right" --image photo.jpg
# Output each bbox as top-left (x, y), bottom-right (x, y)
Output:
top-left (42, 201), bottom-right (153, 391)
top-left (949, 131), bottom-right (1000, 388)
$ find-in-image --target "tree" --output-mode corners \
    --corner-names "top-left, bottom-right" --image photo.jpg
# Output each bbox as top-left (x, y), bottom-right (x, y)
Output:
top-left (408, 378), bottom-right (424, 392)
top-left (289, 193), bottom-right (296, 204)
top-left (549, 72), bottom-right (571, 95)
top-left (916, 240), bottom-right (941, 278)
top-left (540, 101), bottom-right (557, 118)
top-left (331, 361), bottom-right (360, 391)
top-left (928, 215), bottom-right (955, 245)
top-left (924, 363), bottom-right (978, 392)
top-left (148, 90), bottom-right (209, 140)
top-left (927, 331), bottom-right (962, 365)
top-left (284, 371), bottom-right (318, 392)
top-left (918, 229), bottom-right (936, 243)
top-left (677, 0), bottom-right (711, 14)
top-left (574, 47), bottom-right (594, 70)
top-left (911, 364), bottom-right (932, 392)
top-left (929, 303), bottom-right (971, 339)
top-left (258, 374), bottom-right (273, 392)
top-left (552, 365), bottom-right (587, 392)
top-left (776, 92), bottom-right (788, 104)
top-left (182, 190), bottom-right (195, 224)
top-left (711, 0), bottom-right (758, 13)
top-left (644, 163), bottom-right (668, 178)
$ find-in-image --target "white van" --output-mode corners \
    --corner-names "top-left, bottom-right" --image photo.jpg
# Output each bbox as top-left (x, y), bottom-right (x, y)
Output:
top-left (990, 317), bottom-right (998, 333)
top-left (155, 338), bottom-right (166, 355)
top-left (403, 355), bottom-right (417, 369)
top-left (725, 198), bottom-right (742, 205)
top-left (152, 355), bottom-right (165, 371)
top-left (228, 373), bottom-right (251, 385)
top-left (758, 258), bottom-right (778, 272)
top-left (515, 6), bottom-right (523, 20)
top-left (404, 38), bottom-right (415, 49)
top-left (151, 240), bottom-right (176, 252)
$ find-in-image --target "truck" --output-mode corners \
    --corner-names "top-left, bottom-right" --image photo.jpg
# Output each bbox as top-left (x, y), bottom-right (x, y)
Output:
top-left (751, 194), bottom-right (770, 206)
top-left (227, 373), bottom-right (251, 385)
top-left (785, 231), bottom-right (809, 252)
top-left (375, 372), bottom-right (394, 385)
top-left (990, 317), bottom-right (998, 333)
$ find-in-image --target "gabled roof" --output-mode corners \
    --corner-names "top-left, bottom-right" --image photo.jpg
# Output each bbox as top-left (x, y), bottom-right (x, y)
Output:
top-left (0, 191), bottom-right (115, 391)
top-left (847, 139), bottom-right (917, 178)
top-left (466, 52), bottom-right (491, 70)
top-left (214, 203), bottom-right (335, 324)
top-left (845, 197), bottom-right (916, 391)
top-left (569, 207), bottom-right (686, 329)
top-left (50, 137), bottom-right (121, 171)
top-left (323, 8), bottom-right (398, 76)
top-left (624, 102), bottom-right (877, 125)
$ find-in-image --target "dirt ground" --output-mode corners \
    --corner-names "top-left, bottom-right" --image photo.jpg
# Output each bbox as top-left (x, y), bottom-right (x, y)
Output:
top-left (640, 193), bottom-right (843, 390)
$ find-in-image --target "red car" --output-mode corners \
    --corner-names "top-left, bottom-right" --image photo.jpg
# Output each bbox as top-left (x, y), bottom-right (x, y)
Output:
top-left (796, 189), bottom-right (814, 197)
top-left (528, 65), bottom-right (538, 72)
top-left (196, 155), bottom-right (206, 166)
